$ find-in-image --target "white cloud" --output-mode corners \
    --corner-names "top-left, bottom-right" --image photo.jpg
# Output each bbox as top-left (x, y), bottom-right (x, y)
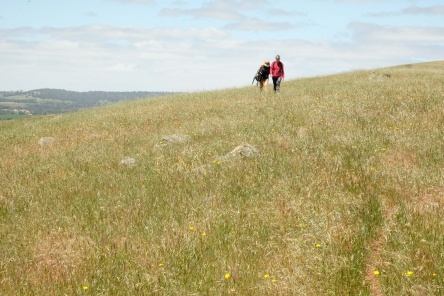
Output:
top-left (160, 0), bottom-right (294, 32)
top-left (267, 9), bottom-right (305, 17)
top-left (108, 63), bottom-right (136, 72)
top-left (224, 18), bottom-right (295, 31)
top-left (333, 0), bottom-right (386, 2)
top-left (210, 0), bottom-right (269, 10)
top-left (367, 5), bottom-right (444, 17)
top-left (0, 21), bottom-right (443, 92)
top-left (160, 7), bottom-right (243, 20)
top-left (160, 0), bottom-right (270, 20)
top-left (402, 5), bottom-right (444, 15)
top-left (0, 25), bottom-right (237, 91)
top-left (170, 0), bottom-right (188, 6)
top-left (350, 22), bottom-right (444, 43)
top-left (35, 25), bottom-right (228, 43)
top-left (106, 0), bottom-right (156, 4)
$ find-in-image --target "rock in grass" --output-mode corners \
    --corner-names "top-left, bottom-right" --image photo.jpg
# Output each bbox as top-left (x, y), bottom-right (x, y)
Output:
top-left (38, 137), bottom-right (55, 146)
top-left (192, 144), bottom-right (259, 175)
top-left (121, 157), bottom-right (136, 166)
top-left (155, 134), bottom-right (191, 148)
top-left (222, 144), bottom-right (260, 160)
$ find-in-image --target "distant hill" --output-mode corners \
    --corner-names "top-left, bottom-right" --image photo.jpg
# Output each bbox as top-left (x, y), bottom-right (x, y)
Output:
top-left (0, 88), bottom-right (177, 120)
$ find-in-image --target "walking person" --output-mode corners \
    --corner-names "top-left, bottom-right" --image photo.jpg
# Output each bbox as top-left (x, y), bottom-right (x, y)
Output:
top-left (258, 60), bottom-right (270, 92)
top-left (253, 60), bottom-right (271, 92)
top-left (270, 55), bottom-right (285, 93)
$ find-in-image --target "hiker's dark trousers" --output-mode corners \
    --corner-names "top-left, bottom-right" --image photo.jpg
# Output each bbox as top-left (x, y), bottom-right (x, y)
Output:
top-left (272, 77), bottom-right (282, 92)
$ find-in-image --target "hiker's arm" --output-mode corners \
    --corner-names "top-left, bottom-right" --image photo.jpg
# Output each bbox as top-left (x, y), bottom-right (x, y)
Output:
top-left (281, 63), bottom-right (285, 80)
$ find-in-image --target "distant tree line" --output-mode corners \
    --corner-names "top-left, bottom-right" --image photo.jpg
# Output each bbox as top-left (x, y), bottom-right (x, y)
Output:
top-left (0, 88), bottom-right (178, 120)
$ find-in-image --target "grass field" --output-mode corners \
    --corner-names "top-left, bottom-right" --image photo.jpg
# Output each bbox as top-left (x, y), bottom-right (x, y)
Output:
top-left (1, 61), bottom-right (443, 295)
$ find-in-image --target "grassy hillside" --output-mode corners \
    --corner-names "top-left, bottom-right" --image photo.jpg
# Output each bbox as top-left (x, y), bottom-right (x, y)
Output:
top-left (1, 61), bottom-right (443, 295)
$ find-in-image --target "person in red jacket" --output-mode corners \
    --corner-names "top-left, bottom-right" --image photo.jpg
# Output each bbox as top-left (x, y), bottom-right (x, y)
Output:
top-left (270, 55), bottom-right (285, 93)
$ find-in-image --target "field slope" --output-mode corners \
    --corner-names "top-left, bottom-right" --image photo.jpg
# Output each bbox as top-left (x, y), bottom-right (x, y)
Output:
top-left (1, 61), bottom-right (443, 295)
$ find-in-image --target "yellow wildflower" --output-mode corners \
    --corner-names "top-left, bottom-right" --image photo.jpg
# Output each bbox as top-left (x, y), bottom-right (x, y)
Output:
top-left (264, 274), bottom-right (270, 278)
top-left (315, 243), bottom-right (321, 248)
top-left (83, 286), bottom-right (89, 291)
top-left (225, 273), bottom-right (230, 279)
top-left (373, 270), bottom-right (380, 275)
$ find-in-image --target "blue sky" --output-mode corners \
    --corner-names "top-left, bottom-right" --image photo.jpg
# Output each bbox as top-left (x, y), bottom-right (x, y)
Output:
top-left (1, 0), bottom-right (443, 91)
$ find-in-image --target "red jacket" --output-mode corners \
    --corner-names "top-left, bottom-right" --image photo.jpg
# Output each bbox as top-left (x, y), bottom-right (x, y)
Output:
top-left (270, 61), bottom-right (285, 79)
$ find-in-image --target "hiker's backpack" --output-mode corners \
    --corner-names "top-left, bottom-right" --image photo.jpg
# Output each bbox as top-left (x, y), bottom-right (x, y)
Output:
top-left (252, 65), bottom-right (267, 86)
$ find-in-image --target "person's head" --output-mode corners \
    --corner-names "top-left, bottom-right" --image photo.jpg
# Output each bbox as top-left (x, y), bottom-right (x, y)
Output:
top-left (263, 60), bottom-right (270, 66)
top-left (275, 55), bottom-right (281, 61)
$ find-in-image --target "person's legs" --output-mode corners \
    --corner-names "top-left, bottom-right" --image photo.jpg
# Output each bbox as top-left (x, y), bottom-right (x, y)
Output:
top-left (263, 78), bottom-right (269, 92)
top-left (259, 79), bottom-right (264, 91)
top-left (276, 78), bottom-right (282, 93)
top-left (272, 77), bottom-right (278, 92)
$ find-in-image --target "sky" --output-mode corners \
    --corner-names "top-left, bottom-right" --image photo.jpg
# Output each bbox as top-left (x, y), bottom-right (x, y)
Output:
top-left (0, 0), bottom-right (443, 92)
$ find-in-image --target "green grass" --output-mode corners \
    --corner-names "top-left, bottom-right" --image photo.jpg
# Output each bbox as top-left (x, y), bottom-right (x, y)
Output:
top-left (1, 61), bottom-right (444, 295)
top-left (0, 114), bottom-right (29, 120)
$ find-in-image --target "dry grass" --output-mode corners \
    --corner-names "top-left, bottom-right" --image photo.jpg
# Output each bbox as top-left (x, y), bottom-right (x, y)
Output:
top-left (31, 229), bottom-right (95, 284)
top-left (1, 61), bottom-right (444, 295)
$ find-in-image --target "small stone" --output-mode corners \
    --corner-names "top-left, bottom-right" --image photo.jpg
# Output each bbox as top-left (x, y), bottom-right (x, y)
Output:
top-left (226, 144), bottom-right (260, 159)
top-left (160, 134), bottom-right (191, 145)
top-left (155, 134), bottom-right (192, 149)
top-left (38, 137), bottom-right (55, 146)
top-left (121, 157), bottom-right (136, 166)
